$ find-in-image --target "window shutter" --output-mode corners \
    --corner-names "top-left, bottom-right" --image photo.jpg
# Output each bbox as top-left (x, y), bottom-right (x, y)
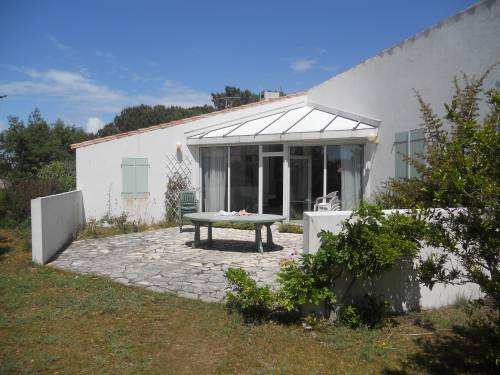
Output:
top-left (394, 131), bottom-right (409, 179)
top-left (122, 158), bottom-right (136, 198)
top-left (409, 128), bottom-right (425, 178)
top-left (122, 158), bottom-right (149, 198)
top-left (134, 158), bottom-right (149, 198)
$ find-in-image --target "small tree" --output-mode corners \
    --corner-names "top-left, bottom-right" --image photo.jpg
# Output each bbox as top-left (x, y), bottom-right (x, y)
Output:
top-left (383, 68), bottom-right (500, 310)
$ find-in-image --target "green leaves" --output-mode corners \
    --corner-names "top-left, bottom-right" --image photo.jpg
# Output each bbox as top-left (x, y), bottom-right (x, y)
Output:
top-left (380, 70), bottom-right (500, 310)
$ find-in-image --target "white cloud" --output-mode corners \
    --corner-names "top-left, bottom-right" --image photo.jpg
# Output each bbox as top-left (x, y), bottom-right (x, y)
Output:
top-left (0, 121), bottom-right (5, 131)
top-left (85, 117), bottom-right (105, 133)
top-left (138, 80), bottom-right (211, 107)
top-left (48, 35), bottom-right (72, 51)
top-left (0, 68), bottom-right (129, 113)
top-left (0, 67), bottom-right (211, 125)
top-left (291, 58), bottom-right (317, 72)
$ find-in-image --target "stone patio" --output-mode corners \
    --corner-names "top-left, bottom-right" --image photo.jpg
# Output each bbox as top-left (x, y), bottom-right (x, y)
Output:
top-left (50, 226), bottom-right (303, 302)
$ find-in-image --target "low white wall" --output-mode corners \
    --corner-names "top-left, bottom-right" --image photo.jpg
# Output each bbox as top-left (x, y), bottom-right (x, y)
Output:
top-left (31, 190), bottom-right (85, 265)
top-left (303, 210), bottom-right (481, 311)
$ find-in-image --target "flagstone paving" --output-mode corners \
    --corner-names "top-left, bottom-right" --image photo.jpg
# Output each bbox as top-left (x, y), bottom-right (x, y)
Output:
top-left (50, 226), bottom-right (303, 302)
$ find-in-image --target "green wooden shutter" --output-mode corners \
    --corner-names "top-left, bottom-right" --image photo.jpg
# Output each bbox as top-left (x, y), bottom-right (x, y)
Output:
top-left (394, 131), bottom-right (409, 179)
top-left (409, 128), bottom-right (425, 178)
top-left (134, 158), bottom-right (149, 198)
top-left (122, 158), bottom-right (136, 198)
top-left (122, 158), bottom-right (149, 198)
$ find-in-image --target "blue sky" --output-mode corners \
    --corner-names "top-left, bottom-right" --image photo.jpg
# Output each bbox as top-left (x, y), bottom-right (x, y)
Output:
top-left (0, 0), bottom-right (476, 133)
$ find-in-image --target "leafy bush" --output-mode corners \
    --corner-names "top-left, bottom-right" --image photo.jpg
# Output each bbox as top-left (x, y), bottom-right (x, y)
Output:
top-left (276, 259), bottom-right (336, 313)
top-left (277, 223), bottom-right (303, 234)
top-left (224, 203), bottom-right (425, 324)
top-left (339, 295), bottom-right (391, 329)
top-left (0, 177), bottom-right (62, 225)
top-left (37, 160), bottom-right (75, 192)
top-left (338, 305), bottom-right (363, 329)
top-left (224, 268), bottom-right (275, 322)
top-left (380, 70), bottom-right (500, 311)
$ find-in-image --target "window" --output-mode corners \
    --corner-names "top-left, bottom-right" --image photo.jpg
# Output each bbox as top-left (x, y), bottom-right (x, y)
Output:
top-left (230, 146), bottom-right (258, 212)
top-left (201, 147), bottom-right (227, 211)
top-left (394, 129), bottom-right (425, 179)
top-left (122, 158), bottom-right (149, 198)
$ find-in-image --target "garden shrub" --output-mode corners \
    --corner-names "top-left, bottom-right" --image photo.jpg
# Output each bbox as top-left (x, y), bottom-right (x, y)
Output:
top-left (224, 268), bottom-right (275, 322)
top-left (277, 223), bottom-right (303, 234)
top-left (224, 203), bottom-right (425, 325)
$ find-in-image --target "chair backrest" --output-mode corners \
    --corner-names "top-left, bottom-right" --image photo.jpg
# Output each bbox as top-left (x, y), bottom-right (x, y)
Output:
top-left (179, 190), bottom-right (196, 207)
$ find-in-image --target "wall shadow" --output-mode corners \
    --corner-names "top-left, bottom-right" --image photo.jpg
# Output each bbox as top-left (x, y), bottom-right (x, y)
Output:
top-left (383, 317), bottom-right (500, 374)
top-left (185, 239), bottom-right (283, 253)
top-left (334, 258), bottom-right (421, 313)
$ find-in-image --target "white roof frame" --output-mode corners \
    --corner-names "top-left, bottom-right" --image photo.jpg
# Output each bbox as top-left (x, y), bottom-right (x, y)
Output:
top-left (186, 104), bottom-right (380, 146)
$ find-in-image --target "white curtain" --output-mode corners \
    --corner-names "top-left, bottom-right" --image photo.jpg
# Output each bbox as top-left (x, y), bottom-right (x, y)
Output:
top-left (202, 147), bottom-right (227, 211)
top-left (340, 145), bottom-right (362, 210)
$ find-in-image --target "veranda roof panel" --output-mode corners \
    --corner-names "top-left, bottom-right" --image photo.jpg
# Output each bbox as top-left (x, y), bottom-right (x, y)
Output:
top-left (258, 106), bottom-right (312, 135)
top-left (287, 109), bottom-right (336, 133)
top-left (228, 112), bottom-right (285, 136)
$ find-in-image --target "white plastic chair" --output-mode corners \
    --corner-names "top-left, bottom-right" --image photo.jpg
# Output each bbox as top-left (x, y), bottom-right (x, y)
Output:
top-left (314, 191), bottom-right (341, 211)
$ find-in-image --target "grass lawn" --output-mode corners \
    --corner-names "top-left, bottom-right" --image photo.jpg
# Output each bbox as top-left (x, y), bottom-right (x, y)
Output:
top-left (0, 228), bottom-right (495, 374)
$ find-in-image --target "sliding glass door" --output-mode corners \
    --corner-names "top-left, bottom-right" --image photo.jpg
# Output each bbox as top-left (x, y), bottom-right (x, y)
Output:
top-left (229, 146), bottom-right (258, 212)
top-left (326, 144), bottom-right (363, 210)
top-left (200, 143), bottom-right (364, 217)
top-left (289, 146), bottom-right (323, 220)
top-left (262, 155), bottom-right (283, 215)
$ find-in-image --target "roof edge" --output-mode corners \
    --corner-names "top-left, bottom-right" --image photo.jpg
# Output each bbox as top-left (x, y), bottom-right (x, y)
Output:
top-left (71, 92), bottom-right (306, 149)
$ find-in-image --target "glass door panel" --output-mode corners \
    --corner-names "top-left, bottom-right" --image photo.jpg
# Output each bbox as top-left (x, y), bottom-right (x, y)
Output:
top-left (263, 156), bottom-right (283, 215)
top-left (290, 157), bottom-right (311, 220)
top-left (230, 146), bottom-right (258, 212)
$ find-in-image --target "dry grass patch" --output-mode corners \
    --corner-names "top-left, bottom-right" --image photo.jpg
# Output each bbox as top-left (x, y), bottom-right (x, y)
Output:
top-left (0, 229), bottom-right (495, 374)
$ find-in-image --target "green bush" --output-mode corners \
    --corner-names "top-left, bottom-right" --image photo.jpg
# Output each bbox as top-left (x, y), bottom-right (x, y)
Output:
top-left (339, 295), bottom-right (391, 329)
top-left (276, 257), bottom-right (336, 313)
top-left (37, 160), bottom-right (75, 192)
top-left (224, 203), bottom-right (426, 325)
top-left (277, 223), bottom-right (303, 234)
top-left (338, 305), bottom-right (363, 329)
top-left (224, 268), bottom-right (275, 322)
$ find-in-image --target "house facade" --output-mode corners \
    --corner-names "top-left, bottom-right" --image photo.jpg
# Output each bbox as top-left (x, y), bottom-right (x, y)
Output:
top-left (71, 0), bottom-right (500, 223)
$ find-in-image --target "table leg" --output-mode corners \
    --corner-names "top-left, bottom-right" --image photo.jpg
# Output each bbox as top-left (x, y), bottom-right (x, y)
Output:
top-left (255, 224), bottom-right (263, 253)
top-left (193, 224), bottom-right (200, 248)
top-left (266, 224), bottom-right (274, 250)
top-left (207, 223), bottom-right (213, 247)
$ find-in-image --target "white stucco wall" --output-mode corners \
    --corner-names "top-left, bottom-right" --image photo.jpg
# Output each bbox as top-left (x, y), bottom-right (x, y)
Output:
top-left (76, 96), bottom-right (306, 222)
top-left (303, 211), bottom-right (482, 311)
top-left (31, 190), bottom-right (85, 265)
top-left (307, 0), bottom-right (500, 193)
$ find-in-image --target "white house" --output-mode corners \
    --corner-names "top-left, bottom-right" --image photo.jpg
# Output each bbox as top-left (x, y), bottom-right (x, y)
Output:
top-left (71, 0), bottom-right (500, 224)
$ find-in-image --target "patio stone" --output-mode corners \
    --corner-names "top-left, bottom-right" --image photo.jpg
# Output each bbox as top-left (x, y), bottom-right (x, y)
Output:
top-left (50, 225), bottom-right (303, 302)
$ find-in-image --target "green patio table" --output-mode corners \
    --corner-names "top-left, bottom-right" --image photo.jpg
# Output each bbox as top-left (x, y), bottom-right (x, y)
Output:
top-left (183, 212), bottom-right (285, 253)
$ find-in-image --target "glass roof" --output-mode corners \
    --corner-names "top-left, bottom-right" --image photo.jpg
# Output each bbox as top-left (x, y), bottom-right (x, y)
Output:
top-left (189, 105), bottom-right (377, 140)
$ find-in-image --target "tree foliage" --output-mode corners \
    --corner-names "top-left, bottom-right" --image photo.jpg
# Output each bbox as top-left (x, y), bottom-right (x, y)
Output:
top-left (210, 86), bottom-right (260, 110)
top-left (381, 69), bottom-right (500, 309)
top-left (97, 104), bottom-right (214, 137)
top-left (0, 109), bottom-right (88, 179)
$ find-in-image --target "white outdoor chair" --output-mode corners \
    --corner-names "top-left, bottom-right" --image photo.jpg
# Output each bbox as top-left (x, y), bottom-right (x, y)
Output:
top-left (314, 191), bottom-right (341, 211)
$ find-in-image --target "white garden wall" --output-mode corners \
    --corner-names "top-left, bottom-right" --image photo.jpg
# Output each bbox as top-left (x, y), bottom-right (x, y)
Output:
top-left (303, 210), bottom-right (481, 311)
top-left (31, 190), bottom-right (85, 265)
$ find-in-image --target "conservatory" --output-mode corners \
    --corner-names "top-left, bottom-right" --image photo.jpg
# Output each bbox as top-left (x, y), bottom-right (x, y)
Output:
top-left (187, 104), bottom-right (380, 221)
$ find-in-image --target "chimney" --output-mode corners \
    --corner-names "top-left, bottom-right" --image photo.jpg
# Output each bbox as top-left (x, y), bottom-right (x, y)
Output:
top-left (262, 91), bottom-right (280, 100)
